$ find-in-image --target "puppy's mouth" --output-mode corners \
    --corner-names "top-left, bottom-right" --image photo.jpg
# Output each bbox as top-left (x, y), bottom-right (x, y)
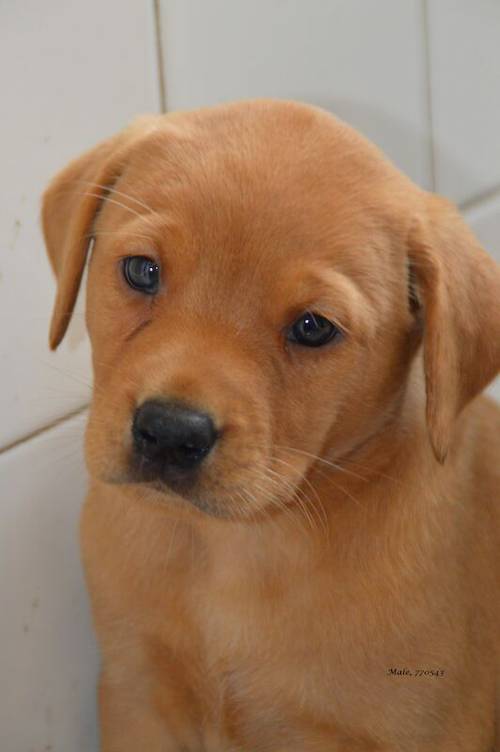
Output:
top-left (123, 457), bottom-right (244, 520)
top-left (120, 430), bottom-right (253, 517)
top-left (130, 449), bottom-right (202, 492)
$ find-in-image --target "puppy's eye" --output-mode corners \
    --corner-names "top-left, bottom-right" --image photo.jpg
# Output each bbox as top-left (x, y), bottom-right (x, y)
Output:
top-left (287, 311), bottom-right (340, 348)
top-left (123, 256), bottom-right (160, 294)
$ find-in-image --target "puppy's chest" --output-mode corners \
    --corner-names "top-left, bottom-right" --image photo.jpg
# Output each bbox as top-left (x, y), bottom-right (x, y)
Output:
top-left (156, 545), bottom-right (454, 750)
top-left (179, 565), bottom-right (342, 746)
top-left (160, 551), bottom-right (391, 746)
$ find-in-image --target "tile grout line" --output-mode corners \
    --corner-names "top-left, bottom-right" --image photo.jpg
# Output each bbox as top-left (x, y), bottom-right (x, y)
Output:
top-left (0, 405), bottom-right (89, 457)
top-left (422, 0), bottom-right (437, 193)
top-left (421, 0), bottom-right (500, 217)
top-left (460, 184), bottom-right (500, 215)
top-left (154, 0), bottom-right (167, 113)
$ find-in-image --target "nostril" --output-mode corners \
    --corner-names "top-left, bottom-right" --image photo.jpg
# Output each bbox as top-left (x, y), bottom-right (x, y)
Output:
top-left (138, 428), bottom-right (159, 446)
top-left (179, 442), bottom-right (210, 459)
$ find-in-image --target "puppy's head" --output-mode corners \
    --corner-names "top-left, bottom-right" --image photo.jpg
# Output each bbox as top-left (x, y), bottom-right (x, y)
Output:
top-left (42, 101), bottom-right (500, 518)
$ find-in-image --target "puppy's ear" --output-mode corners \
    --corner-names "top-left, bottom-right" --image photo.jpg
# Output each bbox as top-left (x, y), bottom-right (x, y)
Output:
top-left (41, 117), bottom-right (160, 349)
top-left (408, 195), bottom-right (500, 463)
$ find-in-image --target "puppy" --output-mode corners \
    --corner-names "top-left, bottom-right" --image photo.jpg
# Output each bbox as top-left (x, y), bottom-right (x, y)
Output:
top-left (42, 100), bottom-right (500, 751)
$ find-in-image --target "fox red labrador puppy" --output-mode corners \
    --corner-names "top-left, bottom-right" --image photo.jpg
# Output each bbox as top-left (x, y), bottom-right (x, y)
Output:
top-left (43, 100), bottom-right (500, 750)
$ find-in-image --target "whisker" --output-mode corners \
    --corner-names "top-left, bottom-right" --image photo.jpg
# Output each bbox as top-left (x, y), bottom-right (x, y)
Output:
top-left (250, 475), bottom-right (303, 530)
top-left (274, 443), bottom-right (368, 482)
top-left (271, 456), bottom-right (323, 511)
top-left (86, 230), bottom-right (156, 243)
top-left (265, 457), bottom-right (328, 538)
top-left (51, 190), bottom-right (159, 232)
top-left (70, 179), bottom-right (156, 214)
top-left (80, 192), bottom-right (145, 220)
top-left (165, 516), bottom-right (180, 560)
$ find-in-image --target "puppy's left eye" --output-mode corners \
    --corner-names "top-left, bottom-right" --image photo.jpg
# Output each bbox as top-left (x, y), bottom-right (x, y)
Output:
top-left (123, 256), bottom-right (160, 294)
top-left (287, 311), bottom-right (340, 347)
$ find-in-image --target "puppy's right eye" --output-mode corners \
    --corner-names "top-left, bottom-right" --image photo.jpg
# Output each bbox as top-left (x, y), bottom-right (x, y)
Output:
top-left (287, 311), bottom-right (340, 348)
top-left (122, 256), bottom-right (160, 294)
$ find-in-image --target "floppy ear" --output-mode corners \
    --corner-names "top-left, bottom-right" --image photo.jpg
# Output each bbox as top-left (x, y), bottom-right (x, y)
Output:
top-left (408, 195), bottom-right (500, 463)
top-left (41, 117), bottom-right (160, 350)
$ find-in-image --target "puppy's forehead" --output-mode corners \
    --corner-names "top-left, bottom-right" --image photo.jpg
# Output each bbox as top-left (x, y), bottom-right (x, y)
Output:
top-left (121, 101), bottom-right (411, 227)
top-left (102, 101), bottom-right (416, 288)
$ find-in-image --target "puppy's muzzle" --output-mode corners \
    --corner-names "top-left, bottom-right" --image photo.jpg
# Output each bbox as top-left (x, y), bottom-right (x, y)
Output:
top-left (131, 400), bottom-right (218, 488)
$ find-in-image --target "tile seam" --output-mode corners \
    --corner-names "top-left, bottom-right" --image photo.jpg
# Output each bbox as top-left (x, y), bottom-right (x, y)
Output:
top-left (460, 184), bottom-right (500, 215)
top-left (153, 0), bottom-right (167, 112)
top-left (422, 0), bottom-right (437, 192)
top-left (0, 405), bottom-right (89, 457)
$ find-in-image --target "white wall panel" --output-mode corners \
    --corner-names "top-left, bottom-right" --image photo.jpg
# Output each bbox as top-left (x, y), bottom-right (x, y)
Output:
top-left (0, 412), bottom-right (98, 752)
top-left (464, 193), bottom-right (500, 401)
top-left (428, 0), bottom-right (500, 205)
top-left (0, 0), bottom-right (160, 449)
top-left (159, 0), bottom-right (432, 188)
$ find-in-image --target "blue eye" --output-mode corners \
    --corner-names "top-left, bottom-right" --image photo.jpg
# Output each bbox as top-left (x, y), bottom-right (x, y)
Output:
top-left (287, 311), bottom-right (340, 347)
top-left (123, 256), bottom-right (160, 294)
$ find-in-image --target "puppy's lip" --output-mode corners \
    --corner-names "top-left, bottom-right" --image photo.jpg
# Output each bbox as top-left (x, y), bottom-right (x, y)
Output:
top-left (129, 450), bottom-right (201, 487)
top-left (105, 456), bottom-right (225, 516)
top-left (126, 476), bottom-right (229, 518)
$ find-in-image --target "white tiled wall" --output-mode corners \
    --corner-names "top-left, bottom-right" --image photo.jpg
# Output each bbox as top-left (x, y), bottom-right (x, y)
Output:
top-left (1, 2), bottom-right (499, 749)
top-left (427, 0), bottom-right (500, 205)
top-left (1, 2), bottom-right (160, 749)
top-left (159, 0), bottom-right (433, 188)
top-left (0, 413), bottom-right (97, 752)
top-left (0, 0), bottom-right (160, 449)
top-left (465, 191), bottom-right (500, 399)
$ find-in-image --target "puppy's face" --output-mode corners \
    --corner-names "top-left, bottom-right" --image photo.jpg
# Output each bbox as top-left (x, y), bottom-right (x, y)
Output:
top-left (43, 101), bottom-right (500, 518)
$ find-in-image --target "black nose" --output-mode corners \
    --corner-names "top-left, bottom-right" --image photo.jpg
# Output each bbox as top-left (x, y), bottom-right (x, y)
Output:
top-left (132, 400), bottom-right (218, 478)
